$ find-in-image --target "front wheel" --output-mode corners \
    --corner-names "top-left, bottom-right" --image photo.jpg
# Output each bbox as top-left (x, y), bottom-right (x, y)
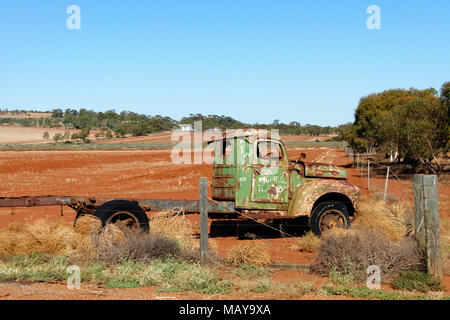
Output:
top-left (309, 201), bottom-right (350, 236)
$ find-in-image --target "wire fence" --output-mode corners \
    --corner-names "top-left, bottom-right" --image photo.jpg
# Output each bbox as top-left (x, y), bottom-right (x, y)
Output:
top-left (343, 147), bottom-right (417, 220)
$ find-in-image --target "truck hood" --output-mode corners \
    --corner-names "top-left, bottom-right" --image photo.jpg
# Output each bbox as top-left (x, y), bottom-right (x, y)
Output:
top-left (303, 161), bottom-right (348, 179)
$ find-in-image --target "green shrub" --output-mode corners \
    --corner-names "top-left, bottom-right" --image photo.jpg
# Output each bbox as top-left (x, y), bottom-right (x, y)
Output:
top-left (232, 263), bottom-right (269, 279)
top-left (392, 271), bottom-right (444, 293)
top-left (249, 279), bottom-right (272, 293)
top-left (105, 281), bottom-right (140, 289)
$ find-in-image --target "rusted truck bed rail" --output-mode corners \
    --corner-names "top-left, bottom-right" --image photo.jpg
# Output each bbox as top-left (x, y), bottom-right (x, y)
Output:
top-left (0, 195), bottom-right (235, 214)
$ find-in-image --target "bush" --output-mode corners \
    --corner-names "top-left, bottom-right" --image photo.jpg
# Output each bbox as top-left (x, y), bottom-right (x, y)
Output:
top-left (311, 228), bottom-right (425, 281)
top-left (0, 217), bottom-right (181, 265)
top-left (232, 263), bottom-right (269, 279)
top-left (353, 197), bottom-right (413, 242)
top-left (94, 228), bottom-right (181, 265)
top-left (149, 210), bottom-right (195, 250)
top-left (0, 219), bottom-right (95, 260)
top-left (226, 241), bottom-right (271, 267)
top-left (392, 271), bottom-right (444, 293)
top-left (290, 231), bottom-right (321, 253)
top-left (105, 280), bottom-right (140, 289)
top-left (249, 279), bottom-right (272, 293)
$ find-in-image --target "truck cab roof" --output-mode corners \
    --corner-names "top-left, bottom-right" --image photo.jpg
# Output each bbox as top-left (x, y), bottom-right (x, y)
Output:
top-left (207, 129), bottom-right (281, 144)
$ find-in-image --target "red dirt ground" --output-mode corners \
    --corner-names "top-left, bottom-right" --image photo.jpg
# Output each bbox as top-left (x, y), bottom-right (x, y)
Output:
top-left (0, 146), bottom-right (448, 299)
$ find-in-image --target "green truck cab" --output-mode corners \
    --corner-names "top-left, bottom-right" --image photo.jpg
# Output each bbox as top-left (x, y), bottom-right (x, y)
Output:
top-left (210, 130), bottom-right (361, 235)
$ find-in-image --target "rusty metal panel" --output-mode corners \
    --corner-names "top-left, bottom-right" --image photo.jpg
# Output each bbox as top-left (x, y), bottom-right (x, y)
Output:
top-left (250, 168), bottom-right (289, 204)
top-left (0, 196), bottom-right (235, 215)
top-left (0, 195), bottom-right (74, 207)
top-left (287, 179), bottom-right (361, 217)
top-left (138, 199), bottom-right (235, 213)
top-left (303, 162), bottom-right (347, 179)
top-left (212, 165), bottom-right (236, 200)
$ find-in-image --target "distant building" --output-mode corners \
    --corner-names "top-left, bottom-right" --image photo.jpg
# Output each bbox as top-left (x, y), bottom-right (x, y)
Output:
top-left (178, 124), bottom-right (194, 132)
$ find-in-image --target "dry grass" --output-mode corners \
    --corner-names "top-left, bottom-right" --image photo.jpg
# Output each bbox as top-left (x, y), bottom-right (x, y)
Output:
top-left (149, 210), bottom-right (195, 250)
top-left (0, 217), bottom-right (130, 262)
top-left (0, 209), bottom-right (214, 265)
top-left (226, 241), bottom-right (271, 267)
top-left (73, 215), bottom-right (102, 236)
top-left (0, 219), bottom-right (95, 261)
top-left (290, 231), bottom-right (321, 253)
top-left (352, 196), bottom-right (413, 242)
top-left (441, 216), bottom-right (450, 275)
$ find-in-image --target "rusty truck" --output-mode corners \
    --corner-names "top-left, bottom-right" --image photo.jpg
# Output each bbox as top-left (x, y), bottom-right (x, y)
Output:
top-left (0, 130), bottom-right (360, 235)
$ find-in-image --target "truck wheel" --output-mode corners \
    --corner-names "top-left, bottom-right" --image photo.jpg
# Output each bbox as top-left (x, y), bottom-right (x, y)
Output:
top-left (309, 201), bottom-right (350, 236)
top-left (94, 200), bottom-right (149, 231)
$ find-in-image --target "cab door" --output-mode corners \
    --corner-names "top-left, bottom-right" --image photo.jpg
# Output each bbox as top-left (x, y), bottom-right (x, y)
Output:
top-left (250, 140), bottom-right (289, 204)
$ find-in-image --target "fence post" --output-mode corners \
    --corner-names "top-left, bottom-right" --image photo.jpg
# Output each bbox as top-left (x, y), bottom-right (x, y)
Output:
top-left (360, 155), bottom-right (363, 177)
top-left (356, 153), bottom-right (360, 171)
top-left (413, 175), bottom-right (425, 247)
top-left (367, 159), bottom-right (370, 191)
top-left (423, 175), bottom-right (442, 280)
top-left (383, 166), bottom-right (390, 200)
top-left (199, 177), bottom-right (209, 265)
top-left (413, 174), bottom-right (442, 280)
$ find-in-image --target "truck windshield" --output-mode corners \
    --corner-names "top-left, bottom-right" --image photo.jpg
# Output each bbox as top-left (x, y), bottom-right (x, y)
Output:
top-left (214, 139), bottom-right (235, 164)
top-left (257, 141), bottom-right (283, 163)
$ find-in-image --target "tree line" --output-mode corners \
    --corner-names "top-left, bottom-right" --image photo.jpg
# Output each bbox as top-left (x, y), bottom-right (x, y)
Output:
top-left (338, 82), bottom-right (449, 173)
top-left (179, 114), bottom-right (337, 136)
top-left (0, 109), bottom-right (339, 138)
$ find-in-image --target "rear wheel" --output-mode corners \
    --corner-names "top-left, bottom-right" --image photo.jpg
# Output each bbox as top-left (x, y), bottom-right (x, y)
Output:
top-left (94, 200), bottom-right (149, 231)
top-left (309, 201), bottom-right (350, 235)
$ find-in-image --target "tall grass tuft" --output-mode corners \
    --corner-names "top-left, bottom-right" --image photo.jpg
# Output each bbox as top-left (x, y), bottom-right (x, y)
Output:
top-left (226, 241), bottom-right (271, 267)
top-left (352, 196), bottom-right (413, 242)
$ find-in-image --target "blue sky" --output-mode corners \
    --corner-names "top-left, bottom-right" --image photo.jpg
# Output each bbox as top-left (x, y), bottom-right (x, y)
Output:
top-left (0, 1), bottom-right (449, 126)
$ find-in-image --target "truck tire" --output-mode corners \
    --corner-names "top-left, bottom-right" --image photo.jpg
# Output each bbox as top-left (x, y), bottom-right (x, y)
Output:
top-left (94, 200), bottom-right (149, 231)
top-left (309, 201), bottom-right (350, 236)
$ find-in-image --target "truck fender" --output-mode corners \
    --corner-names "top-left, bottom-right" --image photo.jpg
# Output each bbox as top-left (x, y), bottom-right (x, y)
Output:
top-left (287, 179), bottom-right (360, 217)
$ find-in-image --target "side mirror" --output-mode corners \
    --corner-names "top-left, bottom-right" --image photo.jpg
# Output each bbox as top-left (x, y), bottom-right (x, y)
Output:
top-left (298, 152), bottom-right (306, 162)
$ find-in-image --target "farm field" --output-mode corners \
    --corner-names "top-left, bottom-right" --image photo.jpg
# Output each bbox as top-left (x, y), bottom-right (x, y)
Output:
top-left (0, 126), bottom-right (80, 145)
top-left (0, 145), bottom-right (448, 299)
top-left (0, 126), bottom-right (336, 146)
top-left (0, 112), bottom-right (52, 119)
